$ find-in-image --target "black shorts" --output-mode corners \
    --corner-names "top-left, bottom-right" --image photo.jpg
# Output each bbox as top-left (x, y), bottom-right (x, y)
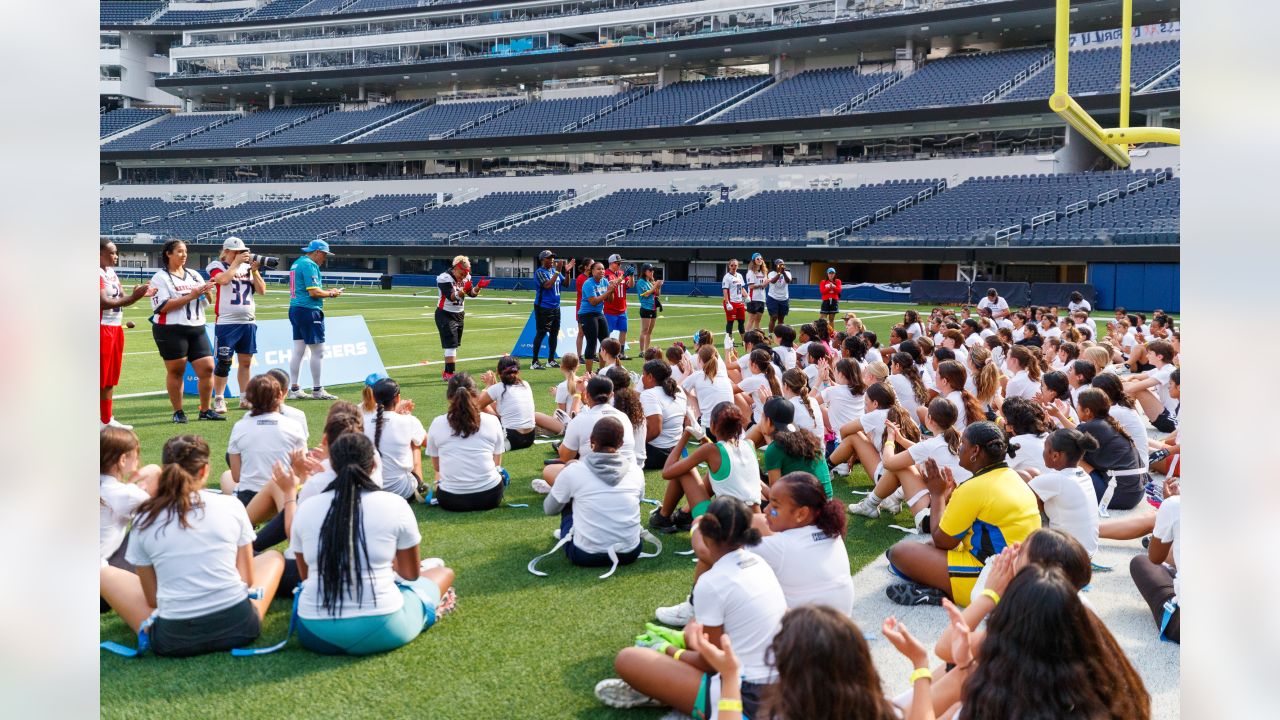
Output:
top-left (821, 299), bottom-right (840, 314)
top-left (1152, 408), bottom-right (1178, 433)
top-left (507, 427), bottom-right (536, 450)
top-left (746, 301), bottom-right (765, 315)
top-left (152, 323), bottom-right (213, 362)
top-left (644, 443), bottom-right (675, 471)
top-left (150, 597), bottom-right (260, 658)
top-left (639, 308), bottom-right (657, 319)
top-left (435, 308), bottom-right (464, 350)
top-left (436, 482), bottom-right (504, 512)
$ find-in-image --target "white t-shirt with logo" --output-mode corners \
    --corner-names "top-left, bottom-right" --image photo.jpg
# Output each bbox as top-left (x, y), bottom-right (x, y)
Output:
top-left (100, 267), bottom-right (124, 326)
top-left (822, 385), bottom-right (865, 432)
top-left (289, 488), bottom-right (421, 620)
top-left (1068, 299), bottom-right (1092, 314)
top-left (486, 381), bottom-right (536, 431)
top-left (206, 260), bottom-right (256, 324)
top-left (766, 270), bottom-right (791, 301)
top-left (425, 413), bottom-right (504, 495)
top-left (721, 272), bottom-right (747, 305)
top-left (640, 386), bottom-right (687, 449)
top-left (977, 296), bottom-right (1009, 316)
top-left (363, 410), bottom-right (429, 499)
top-left (149, 268), bottom-right (208, 327)
top-left (1029, 467), bottom-right (1100, 557)
top-left (562, 403), bottom-right (637, 465)
top-left (548, 458), bottom-right (645, 554)
top-left (752, 527), bottom-right (854, 617)
top-left (744, 269), bottom-right (767, 303)
top-left (907, 435), bottom-right (973, 483)
top-left (100, 475), bottom-right (149, 565)
top-left (227, 412), bottom-right (308, 494)
top-left (125, 491), bottom-right (255, 620)
top-left (692, 548), bottom-right (787, 684)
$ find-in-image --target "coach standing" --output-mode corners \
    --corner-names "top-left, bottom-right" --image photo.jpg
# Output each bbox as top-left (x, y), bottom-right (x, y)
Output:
top-left (436, 254), bottom-right (489, 380)
top-left (531, 250), bottom-right (572, 370)
top-left (721, 258), bottom-right (747, 347)
top-left (99, 239), bottom-right (154, 429)
top-left (603, 253), bottom-right (635, 360)
top-left (288, 240), bottom-right (342, 400)
top-left (766, 257), bottom-right (793, 335)
top-left (819, 267), bottom-right (842, 326)
top-left (207, 237), bottom-right (266, 413)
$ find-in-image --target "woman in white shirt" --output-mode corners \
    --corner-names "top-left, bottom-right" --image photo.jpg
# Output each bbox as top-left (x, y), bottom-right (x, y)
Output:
top-left (1004, 345), bottom-right (1043, 401)
top-left (362, 377), bottom-right (429, 501)
top-left (640, 360), bottom-right (689, 470)
top-left (479, 356), bottom-right (562, 450)
top-left (734, 349), bottom-right (783, 428)
top-left (888, 352), bottom-right (929, 421)
top-left (1001, 396), bottom-right (1051, 476)
top-left (751, 472), bottom-right (854, 616)
top-left (780, 368), bottom-right (825, 444)
top-left (968, 345), bottom-right (1002, 420)
top-left (1025, 429), bottom-right (1102, 558)
top-left (291, 432), bottom-right (455, 656)
top-left (682, 345), bottom-right (736, 440)
top-left (226, 374), bottom-right (308, 505)
top-left (599, 496), bottom-right (786, 717)
top-left (826, 382), bottom-right (921, 482)
top-left (99, 427), bottom-right (157, 569)
top-left (818, 358), bottom-right (866, 448)
top-left (148, 239), bottom-right (219, 423)
top-left (425, 373), bottom-right (506, 512)
top-left (605, 366), bottom-right (647, 469)
top-left (902, 309), bottom-right (925, 341)
top-left (931, 360), bottom-right (984, 434)
top-left (101, 435), bottom-right (284, 657)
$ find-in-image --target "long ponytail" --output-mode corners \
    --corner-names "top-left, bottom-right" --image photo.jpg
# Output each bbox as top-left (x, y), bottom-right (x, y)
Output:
top-left (316, 433), bottom-right (380, 617)
top-left (446, 372), bottom-right (481, 438)
top-left (751, 348), bottom-right (783, 397)
top-left (937, 360), bottom-right (983, 425)
top-left (134, 435), bottom-right (209, 533)
top-left (1077, 388), bottom-right (1132, 446)
top-left (891, 352), bottom-right (929, 406)
top-left (969, 346), bottom-right (1001, 406)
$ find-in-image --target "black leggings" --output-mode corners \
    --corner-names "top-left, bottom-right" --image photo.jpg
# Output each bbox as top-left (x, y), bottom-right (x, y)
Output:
top-left (578, 313), bottom-right (608, 360)
top-left (533, 306), bottom-right (561, 361)
top-left (1129, 555), bottom-right (1179, 643)
top-left (437, 482), bottom-right (505, 512)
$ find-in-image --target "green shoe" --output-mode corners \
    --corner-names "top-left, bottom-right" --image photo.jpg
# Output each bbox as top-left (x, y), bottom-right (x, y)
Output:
top-left (644, 622), bottom-right (686, 650)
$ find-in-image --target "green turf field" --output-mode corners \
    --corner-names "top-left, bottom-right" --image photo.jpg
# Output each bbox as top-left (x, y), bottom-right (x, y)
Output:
top-left (98, 290), bottom-right (973, 719)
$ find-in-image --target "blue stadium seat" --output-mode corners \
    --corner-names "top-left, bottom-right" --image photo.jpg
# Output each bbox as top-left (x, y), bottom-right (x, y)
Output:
top-left (254, 101), bottom-right (424, 146)
top-left (100, 1), bottom-right (162, 24)
top-left (860, 47), bottom-right (1052, 112)
top-left (352, 100), bottom-right (519, 143)
top-left (578, 77), bottom-right (769, 132)
top-left (101, 113), bottom-right (240, 151)
top-left (101, 108), bottom-right (167, 138)
top-left (1003, 40), bottom-right (1180, 101)
top-left (716, 68), bottom-right (897, 122)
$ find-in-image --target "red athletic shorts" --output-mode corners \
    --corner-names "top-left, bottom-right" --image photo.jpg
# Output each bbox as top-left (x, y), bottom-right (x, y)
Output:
top-left (101, 325), bottom-right (124, 389)
top-left (724, 302), bottom-right (746, 322)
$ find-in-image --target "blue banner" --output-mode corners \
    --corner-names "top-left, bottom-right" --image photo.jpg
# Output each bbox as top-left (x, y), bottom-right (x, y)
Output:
top-left (183, 316), bottom-right (386, 396)
top-left (509, 304), bottom-right (581, 359)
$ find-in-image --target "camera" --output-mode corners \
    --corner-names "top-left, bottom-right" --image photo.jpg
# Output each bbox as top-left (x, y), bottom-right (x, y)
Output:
top-left (245, 252), bottom-right (280, 269)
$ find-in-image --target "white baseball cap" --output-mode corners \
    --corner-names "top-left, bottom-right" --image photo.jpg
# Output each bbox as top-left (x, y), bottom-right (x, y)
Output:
top-left (222, 237), bottom-right (248, 252)
top-left (608, 253), bottom-right (622, 264)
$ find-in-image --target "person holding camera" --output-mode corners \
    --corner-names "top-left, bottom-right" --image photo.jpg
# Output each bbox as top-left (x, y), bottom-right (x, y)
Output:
top-left (288, 240), bottom-right (343, 401)
top-left (766, 258), bottom-right (793, 335)
top-left (604, 254), bottom-right (636, 360)
top-left (721, 258), bottom-right (747, 348)
top-left (436, 254), bottom-right (490, 380)
top-left (532, 250), bottom-right (572, 370)
top-left (636, 263), bottom-right (663, 355)
top-left (206, 237), bottom-right (268, 414)
top-left (149, 239), bottom-right (220, 424)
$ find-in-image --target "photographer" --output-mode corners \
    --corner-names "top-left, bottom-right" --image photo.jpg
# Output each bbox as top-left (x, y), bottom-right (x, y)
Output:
top-left (636, 263), bottom-right (664, 355)
top-left (288, 240), bottom-right (343, 400)
top-left (721, 258), bottom-right (747, 347)
top-left (532, 250), bottom-right (572, 370)
top-left (437, 254), bottom-right (489, 380)
top-left (604, 254), bottom-right (636, 360)
top-left (207, 237), bottom-right (267, 413)
top-left (766, 258), bottom-right (793, 335)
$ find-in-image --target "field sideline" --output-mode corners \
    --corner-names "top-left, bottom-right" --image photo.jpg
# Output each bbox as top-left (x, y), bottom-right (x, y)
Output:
top-left (99, 290), bottom-right (1035, 718)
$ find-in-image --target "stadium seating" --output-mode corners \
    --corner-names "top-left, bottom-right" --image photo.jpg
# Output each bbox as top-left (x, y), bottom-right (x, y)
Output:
top-left (244, 0), bottom-right (314, 20)
top-left (343, 0), bottom-right (441, 12)
top-left (1145, 68), bottom-right (1179, 92)
top-left (483, 190), bottom-right (708, 246)
top-left (166, 106), bottom-right (334, 149)
top-left (580, 77), bottom-right (769, 132)
top-left (253, 101), bottom-right (425, 146)
top-left (101, 108), bottom-right (168, 138)
top-left (1002, 40), bottom-right (1180, 101)
top-left (337, 191), bottom-right (564, 245)
top-left (239, 194), bottom-right (441, 243)
top-left (715, 68), bottom-right (897, 122)
top-left (100, 2), bottom-right (162, 24)
top-left (151, 9), bottom-right (249, 25)
top-left (455, 96), bottom-right (631, 138)
top-left (129, 197), bottom-right (337, 238)
top-left (858, 47), bottom-right (1051, 112)
top-left (351, 100), bottom-right (518, 143)
top-left (101, 113), bottom-right (241, 151)
top-left (1020, 175), bottom-right (1179, 246)
top-left (289, 0), bottom-right (351, 15)
top-left (100, 198), bottom-right (212, 233)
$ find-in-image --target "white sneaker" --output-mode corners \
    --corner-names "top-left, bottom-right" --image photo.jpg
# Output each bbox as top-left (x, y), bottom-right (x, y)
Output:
top-left (420, 557), bottom-right (445, 572)
top-left (880, 488), bottom-right (904, 515)
top-left (287, 388), bottom-right (309, 400)
top-left (848, 497), bottom-right (881, 519)
top-left (310, 388), bottom-right (338, 400)
top-left (105, 417), bottom-right (133, 430)
top-left (554, 408), bottom-right (570, 425)
top-left (211, 395), bottom-right (228, 414)
top-left (531, 478), bottom-right (552, 495)
top-left (595, 678), bottom-right (662, 709)
top-left (552, 528), bottom-right (562, 540)
top-left (832, 462), bottom-right (850, 477)
top-left (655, 598), bottom-right (695, 627)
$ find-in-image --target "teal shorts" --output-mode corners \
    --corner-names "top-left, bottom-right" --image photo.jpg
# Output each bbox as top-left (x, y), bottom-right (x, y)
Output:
top-left (297, 584), bottom-right (439, 656)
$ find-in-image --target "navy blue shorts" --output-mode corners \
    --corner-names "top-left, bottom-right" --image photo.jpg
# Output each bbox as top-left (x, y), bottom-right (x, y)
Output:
top-left (605, 313), bottom-right (628, 334)
top-left (215, 323), bottom-right (257, 356)
top-left (766, 296), bottom-right (790, 318)
top-left (289, 306), bottom-right (325, 344)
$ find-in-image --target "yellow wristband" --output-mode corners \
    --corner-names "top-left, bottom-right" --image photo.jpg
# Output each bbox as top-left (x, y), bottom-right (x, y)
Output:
top-left (981, 588), bottom-right (1001, 605)
top-left (672, 649), bottom-right (684, 662)
top-left (909, 667), bottom-right (933, 684)
top-left (717, 699), bottom-right (743, 713)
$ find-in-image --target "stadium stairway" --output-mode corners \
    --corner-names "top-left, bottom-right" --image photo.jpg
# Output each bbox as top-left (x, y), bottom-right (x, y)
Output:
top-left (350, 99), bottom-right (525, 143)
top-left (484, 189), bottom-right (712, 246)
top-left (99, 109), bottom-right (173, 145)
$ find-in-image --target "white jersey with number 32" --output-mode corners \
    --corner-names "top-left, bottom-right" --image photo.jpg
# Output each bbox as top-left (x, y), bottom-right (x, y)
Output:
top-left (207, 260), bottom-right (256, 324)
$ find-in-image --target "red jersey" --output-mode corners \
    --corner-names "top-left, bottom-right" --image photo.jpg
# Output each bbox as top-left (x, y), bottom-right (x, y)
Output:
top-left (604, 269), bottom-right (630, 314)
top-left (820, 278), bottom-right (843, 301)
top-left (575, 274), bottom-right (588, 313)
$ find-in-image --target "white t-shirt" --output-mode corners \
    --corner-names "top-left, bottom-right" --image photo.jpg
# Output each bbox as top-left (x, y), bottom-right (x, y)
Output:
top-left (802, 363), bottom-right (821, 388)
top-left (683, 371), bottom-right (735, 427)
top-left (548, 459), bottom-right (645, 554)
top-left (735, 353), bottom-right (755, 378)
top-left (562, 403), bottom-right (637, 465)
top-left (1110, 405), bottom-right (1151, 467)
top-left (963, 332), bottom-right (983, 349)
top-left (821, 384), bottom-right (865, 433)
top-left (860, 408), bottom-right (890, 453)
top-left (721, 272), bottom-right (747, 305)
top-left (977, 296), bottom-right (1009, 316)
top-left (100, 267), bottom-right (124, 326)
top-left (752, 527), bottom-right (854, 617)
top-left (1007, 433), bottom-right (1049, 475)
top-left (298, 456), bottom-right (385, 504)
top-left (692, 548), bottom-right (787, 684)
top-left (1028, 467), bottom-right (1100, 558)
top-left (944, 390), bottom-right (970, 433)
top-left (790, 395), bottom-right (826, 443)
top-left (280, 403), bottom-right (310, 444)
top-left (907, 435), bottom-right (973, 483)
top-left (424, 413), bottom-right (504, 495)
top-left (1005, 370), bottom-right (1039, 400)
top-left (744, 269), bottom-right (767, 303)
top-left (888, 373), bottom-right (922, 419)
top-left (206, 259), bottom-right (256, 324)
top-left (227, 412), bottom-right (308, 494)
top-left (766, 270), bottom-right (791, 301)
top-left (736, 375), bottom-right (768, 425)
top-left (773, 346), bottom-right (797, 370)
top-left (640, 386), bottom-right (687, 449)
top-left (486, 381), bottom-right (536, 431)
top-left (149, 268), bottom-right (208, 327)
top-left (1068, 299), bottom-right (1092, 314)
top-left (554, 378), bottom-right (573, 408)
top-left (363, 410), bottom-right (428, 499)
top-left (289, 489), bottom-right (421, 620)
top-left (1153, 496), bottom-right (1181, 603)
top-left (125, 491), bottom-right (255, 620)
top-left (904, 322), bottom-right (924, 340)
top-left (1043, 325), bottom-right (1062, 341)
top-left (100, 475), bottom-right (149, 564)
top-left (1148, 364), bottom-right (1179, 417)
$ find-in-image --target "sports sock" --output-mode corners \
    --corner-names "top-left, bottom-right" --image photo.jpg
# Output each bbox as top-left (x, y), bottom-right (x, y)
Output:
top-left (725, 321), bottom-right (733, 334)
top-left (100, 397), bottom-right (112, 425)
top-left (865, 491), bottom-right (884, 506)
top-left (308, 343), bottom-right (324, 388)
top-left (288, 339), bottom-right (306, 387)
top-left (445, 361), bottom-right (456, 374)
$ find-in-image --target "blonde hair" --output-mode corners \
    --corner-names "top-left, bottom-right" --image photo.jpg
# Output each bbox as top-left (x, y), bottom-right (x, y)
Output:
top-left (864, 360), bottom-right (889, 383)
top-left (452, 254), bottom-right (471, 268)
top-left (1082, 346), bottom-right (1111, 373)
top-left (697, 345), bottom-right (720, 382)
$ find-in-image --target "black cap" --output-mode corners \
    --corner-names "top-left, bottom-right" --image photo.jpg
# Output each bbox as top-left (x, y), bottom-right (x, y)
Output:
top-left (538, 250), bottom-right (555, 260)
top-left (640, 263), bottom-right (654, 273)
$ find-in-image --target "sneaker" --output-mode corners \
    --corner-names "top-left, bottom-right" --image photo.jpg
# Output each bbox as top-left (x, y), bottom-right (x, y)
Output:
top-left (211, 395), bottom-right (228, 414)
top-left (105, 417), bottom-right (133, 430)
top-left (172, 410), bottom-right (188, 424)
top-left (887, 581), bottom-right (946, 607)
top-left (655, 598), bottom-right (695, 628)
top-left (880, 488), bottom-right (905, 515)
top-left (832, 462), bottom-right (850, 478)
top-left (238, 398), bottom-right (253, 410)
top-left (436, 587), bottom-right (458, 618)
top-left (618, 354), bottom-right (632, 361)
top-left (197, 409), bottom-right (226, 422)
top-left (310, 388), bottom-right (338, 400)
top-left (546, 359), bottom-right (560, 368)
top-left (530, 361), bottom-right (546, 370)
top-left (1141, 535), bottom-right (1151, 549)
top-left (915, 510), bottom-right (932, 535)
top-left (648, 508), bottom-right (679, 534)
top-left (669, 508), bottom-right (693, 532)
top-left (595, 679), bottom-right (662, 709)
top-left (531, 478), bottom-right (552, 494)
top-left (848, 496), bottom-right (880, 519)
top-left (287, 388), bottom-right (309, 400)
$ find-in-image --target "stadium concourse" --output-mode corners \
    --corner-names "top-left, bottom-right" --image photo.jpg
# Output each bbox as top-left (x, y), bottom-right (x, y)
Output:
top-left (101, 0), bottom-right (1181, 717)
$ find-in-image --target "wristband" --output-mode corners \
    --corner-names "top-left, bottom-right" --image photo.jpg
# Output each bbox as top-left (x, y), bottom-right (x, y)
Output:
top-left (980, 588), bottom-right (1001, 605)
top-left (909, 667), bottom-right (933, 683)
top-left (717, 699), bottom-right (743, 713)
top-left (672, 648), bottom-right (684, 662)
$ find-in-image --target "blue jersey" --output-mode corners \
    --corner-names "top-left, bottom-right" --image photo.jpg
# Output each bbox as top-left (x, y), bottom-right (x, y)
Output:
top-left (636, 278), bottom-right (656, 311)
top-left (579, 277), bottom-right (608, 315)
top-left (289, 256), bottom-right (324, 310)
top-left (534, 267), bottom-right (562, 309)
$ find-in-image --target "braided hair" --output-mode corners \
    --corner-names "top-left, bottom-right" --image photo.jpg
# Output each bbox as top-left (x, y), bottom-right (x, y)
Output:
top-left (315, 433), bottom-right (380, 617)
top-left (367, 378), bottom-right (400, 454)
top-left (963, 420), bottom-right (1016, 465)
top-left (781, 368), bottom-right (817, 426)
